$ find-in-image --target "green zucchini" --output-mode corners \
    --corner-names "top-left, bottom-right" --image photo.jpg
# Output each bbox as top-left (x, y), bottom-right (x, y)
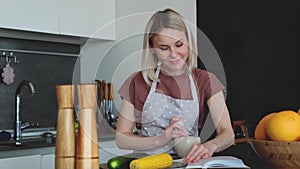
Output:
top-left (107, 153), bottom-right (147, 169)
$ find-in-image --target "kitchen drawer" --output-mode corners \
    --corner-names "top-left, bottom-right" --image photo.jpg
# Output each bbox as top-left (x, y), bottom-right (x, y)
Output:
top-left (0, 154), bottom-right (41, 169)
top-left (42, 154), bottom-right (55, 169)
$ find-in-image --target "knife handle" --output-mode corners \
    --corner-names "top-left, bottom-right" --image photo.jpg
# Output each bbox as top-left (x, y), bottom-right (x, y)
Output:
top-left (108, 83), bottom-right (114, 100)
top-left (95, 80), bottom-right (102, 108)
top-left (104, 82), bottom-right (109, 100)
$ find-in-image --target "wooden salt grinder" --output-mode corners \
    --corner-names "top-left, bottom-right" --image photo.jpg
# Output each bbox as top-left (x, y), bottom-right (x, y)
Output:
top-left (55, 85), bottom-right (75, 169)
top-left (76, 84), bottom-right (99, 169)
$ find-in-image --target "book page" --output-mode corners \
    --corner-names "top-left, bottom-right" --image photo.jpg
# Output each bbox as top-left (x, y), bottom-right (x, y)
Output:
top-left (182, 156), bottom-right (249, 168)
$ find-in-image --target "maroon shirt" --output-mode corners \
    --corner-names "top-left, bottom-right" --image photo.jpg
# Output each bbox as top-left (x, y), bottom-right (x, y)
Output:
top-left (118, 68), bottom-right (225, 129)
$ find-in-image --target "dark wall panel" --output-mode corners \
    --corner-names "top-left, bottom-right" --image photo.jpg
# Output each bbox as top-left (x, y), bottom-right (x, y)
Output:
top-left (0, 37), bottom-right (79, 130)
top-left (197, 0), bottom-right (300, 134)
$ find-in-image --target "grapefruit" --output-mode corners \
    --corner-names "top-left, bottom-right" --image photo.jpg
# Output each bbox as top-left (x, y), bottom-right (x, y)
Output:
top-left (254, 113), bottom-right (276, 140)
top-left (266, 110), bottom-right (300, 141)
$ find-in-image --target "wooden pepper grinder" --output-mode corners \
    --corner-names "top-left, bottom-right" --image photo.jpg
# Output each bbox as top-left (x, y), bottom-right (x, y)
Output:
top-left (55, 85), bottom-right (76, 169)
top-left (76, 84), bottom-right (99, 169)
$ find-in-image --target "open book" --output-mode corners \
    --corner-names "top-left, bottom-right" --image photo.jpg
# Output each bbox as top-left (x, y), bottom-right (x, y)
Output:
top-left (174, 156), bottom-right (250, 168)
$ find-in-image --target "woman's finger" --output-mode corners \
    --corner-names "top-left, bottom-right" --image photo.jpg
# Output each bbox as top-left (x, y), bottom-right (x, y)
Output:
top-left (170, 116), bottom-right (181, 123)
top-left (184, 144), bottom-right (208, 163)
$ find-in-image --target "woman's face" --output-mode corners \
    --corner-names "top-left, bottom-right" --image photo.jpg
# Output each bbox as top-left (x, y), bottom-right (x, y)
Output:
top-left (151, 28), bottom-right (189, 76)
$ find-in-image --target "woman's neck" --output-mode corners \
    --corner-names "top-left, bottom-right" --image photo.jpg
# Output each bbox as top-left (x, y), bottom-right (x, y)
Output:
top-left (160, 66), bottom-right (187, 76)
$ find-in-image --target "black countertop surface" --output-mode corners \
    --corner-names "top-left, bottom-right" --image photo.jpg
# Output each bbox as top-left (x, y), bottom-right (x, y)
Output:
top-left (215, 142), bottom-right (271, 169)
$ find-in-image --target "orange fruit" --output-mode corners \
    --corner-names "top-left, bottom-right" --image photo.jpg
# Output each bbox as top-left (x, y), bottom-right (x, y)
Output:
top-left (266, 110), bottom-right (300, 141)
top-left (254, 113), bottom-right (276, 140)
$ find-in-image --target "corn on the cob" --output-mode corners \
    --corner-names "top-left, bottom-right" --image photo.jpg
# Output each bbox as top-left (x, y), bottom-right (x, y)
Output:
top-left (129, 153), bottom-right (173, 169)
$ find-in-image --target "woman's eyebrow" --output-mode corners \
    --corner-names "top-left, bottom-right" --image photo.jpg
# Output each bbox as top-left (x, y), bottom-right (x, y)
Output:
top-left (159, 38), bottom-right (183, 45)
top-left (176, 39), bottom-right (183, 43)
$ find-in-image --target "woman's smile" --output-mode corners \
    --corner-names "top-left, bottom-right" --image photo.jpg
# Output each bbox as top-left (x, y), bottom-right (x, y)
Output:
top-left (170, 59), bottom-right (181, 64)
top-left (166, 58), bottom-right (184, 69)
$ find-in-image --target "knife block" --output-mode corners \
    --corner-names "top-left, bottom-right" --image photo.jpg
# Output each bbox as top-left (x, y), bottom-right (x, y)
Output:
top-left (76, 84), bottom-right (99, 169)
top-left (55, 85), bottom-right (76, 169)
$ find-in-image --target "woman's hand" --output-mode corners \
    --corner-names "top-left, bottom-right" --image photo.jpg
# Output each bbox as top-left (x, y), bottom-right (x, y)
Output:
top-left (183, 142), bottom-right (217, 163)
top-left (159, 117), bottom-right (188, 143)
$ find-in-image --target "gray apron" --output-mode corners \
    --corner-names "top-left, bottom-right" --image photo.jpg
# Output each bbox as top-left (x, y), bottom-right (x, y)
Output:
top-left (137, 65), bottom-right (199, 155)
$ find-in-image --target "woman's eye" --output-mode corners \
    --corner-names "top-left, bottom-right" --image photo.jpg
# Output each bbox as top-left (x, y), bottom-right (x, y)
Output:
top-left (160, 46), bottom-right (168, 50)
top-left (176, 42), bottom-right (183, 47)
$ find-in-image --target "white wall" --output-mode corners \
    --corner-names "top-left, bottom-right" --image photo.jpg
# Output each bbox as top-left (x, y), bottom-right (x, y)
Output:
top-left (79, 0), bottom-right (197, 112)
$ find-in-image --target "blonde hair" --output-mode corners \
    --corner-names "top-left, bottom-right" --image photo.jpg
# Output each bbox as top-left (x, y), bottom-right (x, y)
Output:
top-left (141, 8), bottom-right (198, 85)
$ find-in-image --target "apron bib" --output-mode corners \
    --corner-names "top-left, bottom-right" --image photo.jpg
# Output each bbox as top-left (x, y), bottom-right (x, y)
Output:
top-left (137, 66), bottom-right (199, 155)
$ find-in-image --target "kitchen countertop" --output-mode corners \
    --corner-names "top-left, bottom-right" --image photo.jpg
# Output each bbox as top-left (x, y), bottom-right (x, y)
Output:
top-left (0, 133), bottom-right (116, 159)
top-left (0, 127), bottom-right (270, 169)
top-left (215, 142), bottom-right (271, 169)
top-left (0, 139), bottom-right (271, 169)
top-left (100, 164), bottom-right (109, 169)
top-left (100, 143), bottom-right (270, 169)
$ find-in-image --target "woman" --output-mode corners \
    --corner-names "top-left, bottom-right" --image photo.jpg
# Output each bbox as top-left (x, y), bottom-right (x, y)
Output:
top-left (116, 8), bottom-right (234, 163)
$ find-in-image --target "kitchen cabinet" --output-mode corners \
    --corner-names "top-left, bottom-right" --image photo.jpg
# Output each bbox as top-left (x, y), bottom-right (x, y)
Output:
top-left (0, 154), bottom-right (55, 169)
top-left (41, 154), bottom-right (55, 169)
top-left (59, 0), bottom-right (116, 40)
top-left (0, 141), bottom-right (132, 168)
top-left (0, 0), bottom-right (116, 40)
top-left (0, 154), bottom-right (41, 169)
top-left (0, 0), bottom-right (59, 34)
top-left (0, 141), bottom-right (131, 169)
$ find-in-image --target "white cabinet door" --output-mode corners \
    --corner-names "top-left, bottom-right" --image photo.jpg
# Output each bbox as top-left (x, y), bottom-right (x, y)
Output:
top-left (0, 0), bottom-right (59, 34)
top-left (0, 155), bottom-right (41, 169)
top-left (41, 154), bottom-right (55, 169)
top-left (59, 0), bottom-right (116, 40)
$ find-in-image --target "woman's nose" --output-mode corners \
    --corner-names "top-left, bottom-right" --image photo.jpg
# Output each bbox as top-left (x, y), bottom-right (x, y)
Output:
top-left (169, 47), bottom-right (179, 57)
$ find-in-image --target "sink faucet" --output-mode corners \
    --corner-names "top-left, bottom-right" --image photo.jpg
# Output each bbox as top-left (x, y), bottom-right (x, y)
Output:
top-left (15, 80), bottom-right (36, 145)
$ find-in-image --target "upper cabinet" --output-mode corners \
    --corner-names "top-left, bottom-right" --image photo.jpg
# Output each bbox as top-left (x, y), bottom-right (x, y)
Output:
top-left (0, 0), bottom-right (116, 40)
top-left (60, 0), bottom-right (116, 40)
top-left (0, 0), bottom-right (59, 34)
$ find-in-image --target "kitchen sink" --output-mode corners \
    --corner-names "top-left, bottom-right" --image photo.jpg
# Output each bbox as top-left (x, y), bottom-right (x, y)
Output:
top-left (0, 136), bottom-right (55, 151)
top-left (0, 128), bottom-right (56, 151)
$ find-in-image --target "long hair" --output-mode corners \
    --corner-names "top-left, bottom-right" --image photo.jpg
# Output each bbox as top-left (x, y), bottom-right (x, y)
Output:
top-left (141, 8), bottom-right (198, 85)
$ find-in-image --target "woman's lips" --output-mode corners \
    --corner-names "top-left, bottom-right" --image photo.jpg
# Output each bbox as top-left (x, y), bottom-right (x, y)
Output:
top-left (170, 60), bottom-right (180, 65)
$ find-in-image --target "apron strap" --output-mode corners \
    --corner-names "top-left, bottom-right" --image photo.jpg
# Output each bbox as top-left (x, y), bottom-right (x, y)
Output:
top-left (189, 73), bottom-right (199, 101)
top-left (150, 62), bottom-right (161, 93)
